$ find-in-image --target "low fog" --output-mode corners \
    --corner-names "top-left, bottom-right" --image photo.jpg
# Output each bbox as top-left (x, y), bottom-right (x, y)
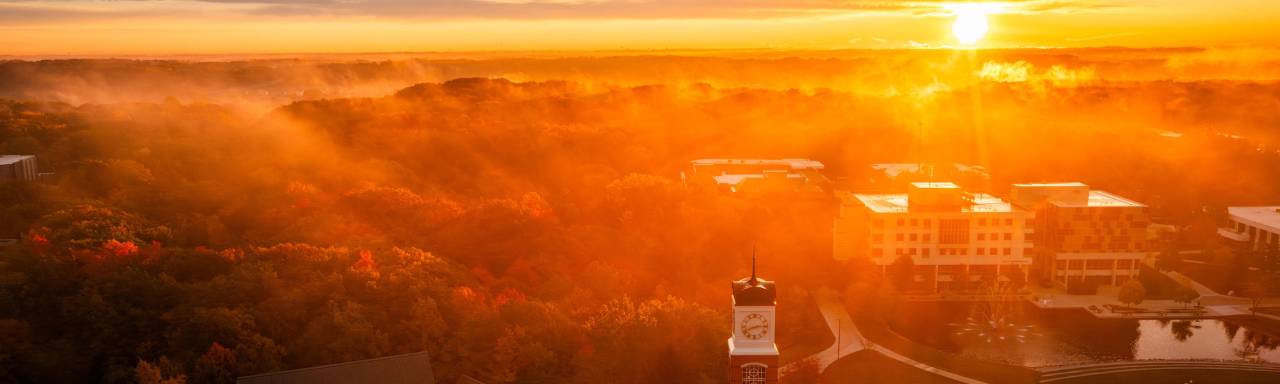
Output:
top-left (1, 49), bottom-right (1278, 383)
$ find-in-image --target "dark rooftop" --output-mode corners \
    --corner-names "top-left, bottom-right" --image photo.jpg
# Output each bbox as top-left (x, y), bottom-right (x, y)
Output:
top-left (731, 252), bottom-right (775, 306)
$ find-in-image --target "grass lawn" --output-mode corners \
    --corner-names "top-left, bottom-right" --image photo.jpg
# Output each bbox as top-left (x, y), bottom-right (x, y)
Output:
top-left (821, 351), bottom-right (962, 384)
top-left (779, 296), bottom-right (835, 366)
top-left (1176, 258), bottom-right (1280, 296)
top-left (1050, 369), bottom-right (1280, 384)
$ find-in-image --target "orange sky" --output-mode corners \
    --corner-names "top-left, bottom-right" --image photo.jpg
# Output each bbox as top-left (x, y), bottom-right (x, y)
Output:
top-left (1, 0), bottom-right (1279, 56)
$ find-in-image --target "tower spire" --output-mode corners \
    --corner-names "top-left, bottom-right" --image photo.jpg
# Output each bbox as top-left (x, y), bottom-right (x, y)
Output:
top-left (750, 245), bottom-right (758, 286)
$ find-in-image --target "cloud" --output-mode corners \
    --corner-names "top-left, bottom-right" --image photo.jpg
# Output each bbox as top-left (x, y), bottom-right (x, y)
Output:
top-left (977, 60), bottom-right (1097, 86)
top-left (0, 0), bottom-right (1125, 23)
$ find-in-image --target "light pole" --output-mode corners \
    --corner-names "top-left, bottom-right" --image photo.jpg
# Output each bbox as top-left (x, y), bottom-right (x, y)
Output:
top-left (836, 320), bottom-right (842, 359)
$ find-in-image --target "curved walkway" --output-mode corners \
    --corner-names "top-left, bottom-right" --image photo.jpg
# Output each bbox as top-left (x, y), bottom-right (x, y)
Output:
top-left (783, 289), bottom-right (865, 373)
top-left (1038, 361), bottom-right (1280, 383)
top-left (791, 289), bottom-right (989, 384)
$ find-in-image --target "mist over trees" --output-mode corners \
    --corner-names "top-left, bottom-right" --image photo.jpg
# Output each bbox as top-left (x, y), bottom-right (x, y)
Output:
top-left (2, 51), bottom-right (1280, 383)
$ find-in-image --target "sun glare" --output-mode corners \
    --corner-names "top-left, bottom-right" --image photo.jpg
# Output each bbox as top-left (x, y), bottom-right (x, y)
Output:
top-left (950, 5), bottom-right (992, 45)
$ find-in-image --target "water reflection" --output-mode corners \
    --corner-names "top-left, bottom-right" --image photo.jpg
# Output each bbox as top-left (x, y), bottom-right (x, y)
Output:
top-left (893, 303), bottom-right (1280, 367)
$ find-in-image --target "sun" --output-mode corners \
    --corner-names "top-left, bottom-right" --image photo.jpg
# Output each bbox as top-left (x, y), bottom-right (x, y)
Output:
top-left (950, 6), bottom-right (991, 45)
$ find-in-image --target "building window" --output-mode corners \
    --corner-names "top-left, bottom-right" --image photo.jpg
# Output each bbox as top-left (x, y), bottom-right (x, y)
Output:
top-left (742, 365), bottom-right (766, 384)
top-left (977, 233), bottom-right (986, 241)
top-left (977, 248), bottom-right (985, 255)
top-left (939, 219), bottom-right (970, 244)
top-left (1005, 219), bottom-right (1013, 226)
top-left (979, 219), bottom-right (986, 226)
top-left (1003, 248), bottom-right (1011, 255)
top-left (924, 219), bottom-right (932, 227)
top-left (873, 219), bottom-right (885, 229)
top-left (896, 234), bottom-right (904, 241)
top-left (872, 248), bottom-right (883, 257)
top-left (923, 234), bottom-right (931, 242)
top-left (910, 234), bottom-right (918, 241)
top-left (911, 219), bottom-right (918, 226)
top-left (872, 234), bottom-right (884, 244)
top-left (1004, 233), bottom-right (1012, 241)
top-left (897, 219), bottom-right (905, 226)
top-left (923, 248), bottom-right (931, 257)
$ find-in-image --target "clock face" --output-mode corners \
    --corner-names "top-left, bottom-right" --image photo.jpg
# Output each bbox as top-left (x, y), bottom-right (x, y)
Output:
top-left (740, 313), bottom-right (769, 340)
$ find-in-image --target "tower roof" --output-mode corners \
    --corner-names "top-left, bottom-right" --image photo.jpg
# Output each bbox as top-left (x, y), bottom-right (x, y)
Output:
top-left (731, 248), bottom-right (775, 306)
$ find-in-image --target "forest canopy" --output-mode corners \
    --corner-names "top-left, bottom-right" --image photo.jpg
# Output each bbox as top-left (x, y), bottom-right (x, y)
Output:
top-left (2, 51), bottom-right (1280, 383)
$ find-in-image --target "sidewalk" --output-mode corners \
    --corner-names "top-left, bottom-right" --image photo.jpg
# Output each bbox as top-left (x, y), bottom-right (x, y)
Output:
top-left (790, 289), bottom-right (989, 384)
top-left (784, 288), bottom-right (864, 373)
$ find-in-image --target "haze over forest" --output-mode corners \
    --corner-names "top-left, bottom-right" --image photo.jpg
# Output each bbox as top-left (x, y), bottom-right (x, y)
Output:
top-left (2, 48), bottom-right (1280, 383)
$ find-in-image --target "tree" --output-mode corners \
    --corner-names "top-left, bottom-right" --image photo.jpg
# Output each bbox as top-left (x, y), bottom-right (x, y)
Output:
top-left (782, 357), bottom-right (821, 384)
top-left (136, 359), bottom-right (187, 384)
top-left (192, 343), bottom-right (236, 384)
top-left (888, 255), bottom-right (915, 291)
top-left (1173, 284), bottom-right (1199, 308)
top-left (1239, 280), bottom-right (1274, 315)
top-left (1173, 275), bottom-right (1200, 308)
top-left (1117, 279), bottom-right (1146, 308)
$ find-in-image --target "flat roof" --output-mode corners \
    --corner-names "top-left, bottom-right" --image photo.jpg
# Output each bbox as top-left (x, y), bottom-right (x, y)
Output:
top-left (870, 163), bottom-right (989, 178)
top-left (1228, 206), bottom-right (1280, 232)
top-left (1012, 182), bottom-right (1089, 188)
top-left (910, 182), bottom-right (960, 189)
top-left (850, 192), bottom-right (1017, 213)
top-left (1051, 190), bottom-right (1145, 208)
top-left (690, 158), bottom-right (823, 170)
top-left (0, 155), bottom-right (34, 165)
top-left (712, 173), bottom-right (805, 186)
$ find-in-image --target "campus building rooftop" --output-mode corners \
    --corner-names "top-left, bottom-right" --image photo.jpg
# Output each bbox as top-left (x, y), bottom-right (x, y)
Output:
top-left (712, 172), bottom-right (805, 187)
top-left (1056, 191), bottom-right (1146, 208)
top-left (690, 158), bottom-right (824, 170)
top-left (0, 155), bottom-right (34, 165)
top-left (1010, 182), bottom-right (1144, 208)
top-left (1227, 206), bottom-right (1280, 232)
top-left (850, 192), bottom-right (1015, 214)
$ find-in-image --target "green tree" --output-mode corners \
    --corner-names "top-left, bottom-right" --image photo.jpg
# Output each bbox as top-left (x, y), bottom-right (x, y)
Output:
top-left (1173, 285), bottom-right (1199, 308)
top-left (1173, 275), bottom-right (1200, 308)
top-left (782, 357), bottom-right (821, 384)
top-left (888, 254), bottom-right (915, 291)
top-left (1117, 279), bottom-right (1146, 308)
top-left (1239, 280), bottom-right (1274, 315)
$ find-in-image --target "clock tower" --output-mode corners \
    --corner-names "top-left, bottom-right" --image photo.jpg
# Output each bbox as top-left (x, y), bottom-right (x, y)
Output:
top-left (728, 252), bottom-right (779, 384)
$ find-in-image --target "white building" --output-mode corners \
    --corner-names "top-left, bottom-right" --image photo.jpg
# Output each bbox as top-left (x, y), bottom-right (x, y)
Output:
top-left (0, 155), bottom-right (38, 181)
top-left (1012, 183), bottom-right (1150, 289)
top-left (1220, 206), bottom-right (1280, 251)
top-left (834, 182), bottom-right (1034, 291)
top-left (684, 158), bottom-right (828, 195)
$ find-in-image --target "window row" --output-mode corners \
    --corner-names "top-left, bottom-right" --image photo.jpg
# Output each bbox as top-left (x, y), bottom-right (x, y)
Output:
top-left (873, 247), bottom-right (1016, 257)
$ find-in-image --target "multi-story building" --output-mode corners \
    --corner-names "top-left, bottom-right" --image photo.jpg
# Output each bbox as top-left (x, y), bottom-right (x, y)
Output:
top-left (683, 158), bottom-right (828, 195)
top-left (1219, 206), bottom-right (1280, 252)
top-left (0, 155), bottom-right (38, 181)
top-left (1011, 183), bottom-right (1150, 290)
top-left (834, 182), bottom-right (1034, 291)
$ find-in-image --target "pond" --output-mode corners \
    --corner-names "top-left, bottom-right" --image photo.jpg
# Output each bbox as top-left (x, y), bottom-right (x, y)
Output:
top-left (890, 302), bottom-right (1280, 367)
